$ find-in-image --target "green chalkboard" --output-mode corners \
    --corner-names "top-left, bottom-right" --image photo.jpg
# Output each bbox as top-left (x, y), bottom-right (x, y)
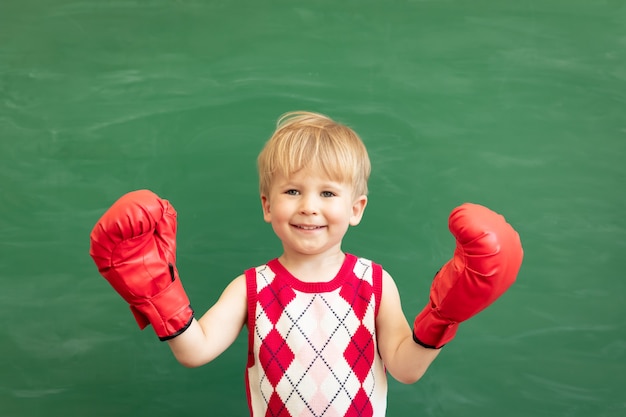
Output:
top-left (1, 0), bottom-right (624, 416)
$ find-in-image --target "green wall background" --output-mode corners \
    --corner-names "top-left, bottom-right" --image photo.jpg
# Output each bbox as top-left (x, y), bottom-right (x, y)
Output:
top-left (1, 0), bottom-right (624, 416)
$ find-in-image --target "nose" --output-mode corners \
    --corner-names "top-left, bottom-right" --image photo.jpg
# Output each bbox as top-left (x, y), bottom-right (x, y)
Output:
top-left (299, 193), bottom-right (319, 215)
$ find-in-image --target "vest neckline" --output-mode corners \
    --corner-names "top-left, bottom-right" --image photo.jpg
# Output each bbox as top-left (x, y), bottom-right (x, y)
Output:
top-left (267, 253), bottom-right (357, 293)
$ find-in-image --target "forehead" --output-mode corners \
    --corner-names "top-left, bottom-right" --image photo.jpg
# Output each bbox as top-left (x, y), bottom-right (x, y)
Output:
top-left (271, 167), bottom-right (353, 189)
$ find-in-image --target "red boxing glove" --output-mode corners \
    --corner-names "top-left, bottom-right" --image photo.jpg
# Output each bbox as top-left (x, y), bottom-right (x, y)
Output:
top-left (413, 203), bottom-right (523, 349)
top-left (89, 190), bottom-right (194, 340)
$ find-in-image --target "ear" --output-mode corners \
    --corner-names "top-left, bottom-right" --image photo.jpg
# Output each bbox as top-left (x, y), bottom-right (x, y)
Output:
top-left (349, 195), bottom-right (368, 226)
top-left (261, 195), bottom-right (271, 223)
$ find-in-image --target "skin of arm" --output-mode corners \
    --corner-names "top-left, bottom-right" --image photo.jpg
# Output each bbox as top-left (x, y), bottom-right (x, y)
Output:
top-left (167, 275), bottom-right (248, 368)
top-left (376, 270), bottom-right (441, 384)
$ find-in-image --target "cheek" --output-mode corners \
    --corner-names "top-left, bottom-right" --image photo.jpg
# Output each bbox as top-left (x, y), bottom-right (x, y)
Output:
top-left (267, 200), bottom-right (292, 222)
top-left (327, 204), bottom-right (354, 224)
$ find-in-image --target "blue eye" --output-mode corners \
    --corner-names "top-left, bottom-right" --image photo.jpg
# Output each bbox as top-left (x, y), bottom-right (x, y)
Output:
top-left (321, 191), bottom-right (335, 197)
top-left (286, 189), bottom-right (299, 195)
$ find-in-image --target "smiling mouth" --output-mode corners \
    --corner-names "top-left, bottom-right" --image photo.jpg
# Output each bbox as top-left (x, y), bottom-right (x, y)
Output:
top-left (293, 224), bottom-right (324, 230)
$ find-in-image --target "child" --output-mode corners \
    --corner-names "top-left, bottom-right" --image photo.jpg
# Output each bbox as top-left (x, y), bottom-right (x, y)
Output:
top-left (90, 111), bottom-right (523, 416)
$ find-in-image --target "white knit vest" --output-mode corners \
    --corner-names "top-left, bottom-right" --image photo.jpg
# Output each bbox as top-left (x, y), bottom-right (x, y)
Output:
top-left (245, 254), bottom-right (387, 417)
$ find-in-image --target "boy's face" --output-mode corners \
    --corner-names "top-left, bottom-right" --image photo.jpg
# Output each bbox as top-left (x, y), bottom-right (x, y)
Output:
top-left (261, 167), bottom-right (367, 257)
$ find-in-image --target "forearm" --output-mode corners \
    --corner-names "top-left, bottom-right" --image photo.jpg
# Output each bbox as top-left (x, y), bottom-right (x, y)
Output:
top-left (167, 278), bottom-right (247, 368)
top-left (377, 271), bottom-right (441, 384)
top-left (167, 319), bottom-right (215, 368)
top-left (386, 335), bottom-right (441, 384)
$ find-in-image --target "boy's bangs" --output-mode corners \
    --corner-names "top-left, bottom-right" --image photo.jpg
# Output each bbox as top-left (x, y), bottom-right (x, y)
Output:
top-left (258, 111), bottom-right (370, 196)
top-left (280, 131), bottom-right (355, 184)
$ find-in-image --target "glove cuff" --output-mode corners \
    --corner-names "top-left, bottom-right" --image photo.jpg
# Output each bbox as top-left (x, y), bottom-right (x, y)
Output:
top-left (132, 277), bottom-right (195, 340)
top-left (413, 304), bottom-right (458, 349)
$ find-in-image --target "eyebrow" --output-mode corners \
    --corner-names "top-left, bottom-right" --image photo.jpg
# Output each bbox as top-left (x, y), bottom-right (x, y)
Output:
top-left (273, 178), bottom-right (347, 190)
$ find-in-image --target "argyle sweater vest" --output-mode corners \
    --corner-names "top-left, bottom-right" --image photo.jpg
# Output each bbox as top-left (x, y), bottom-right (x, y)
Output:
top-left (245, 254), bottom-right (387, 417)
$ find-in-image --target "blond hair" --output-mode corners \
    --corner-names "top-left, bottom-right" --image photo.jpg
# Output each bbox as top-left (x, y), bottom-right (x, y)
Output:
top-left (257, 111), bottom-right (371, 198)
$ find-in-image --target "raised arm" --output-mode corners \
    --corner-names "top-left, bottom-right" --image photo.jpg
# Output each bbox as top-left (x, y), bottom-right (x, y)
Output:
top-left (89, 189), bottom-right (246, 368)
top-left (377, 203), bottom-right (523, 384)
top-left (167, 275), bottom-right (247, 367)
top-left (376, 271), bottom-right (441, 384)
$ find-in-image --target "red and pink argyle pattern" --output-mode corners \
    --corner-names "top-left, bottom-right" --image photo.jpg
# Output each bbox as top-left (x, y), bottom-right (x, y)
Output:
top-left (245, 254), bottom-right (387, 417)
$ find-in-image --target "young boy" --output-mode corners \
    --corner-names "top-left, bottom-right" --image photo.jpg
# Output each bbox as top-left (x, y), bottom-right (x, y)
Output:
top-left (90, 111), bottom-right (523, 416)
